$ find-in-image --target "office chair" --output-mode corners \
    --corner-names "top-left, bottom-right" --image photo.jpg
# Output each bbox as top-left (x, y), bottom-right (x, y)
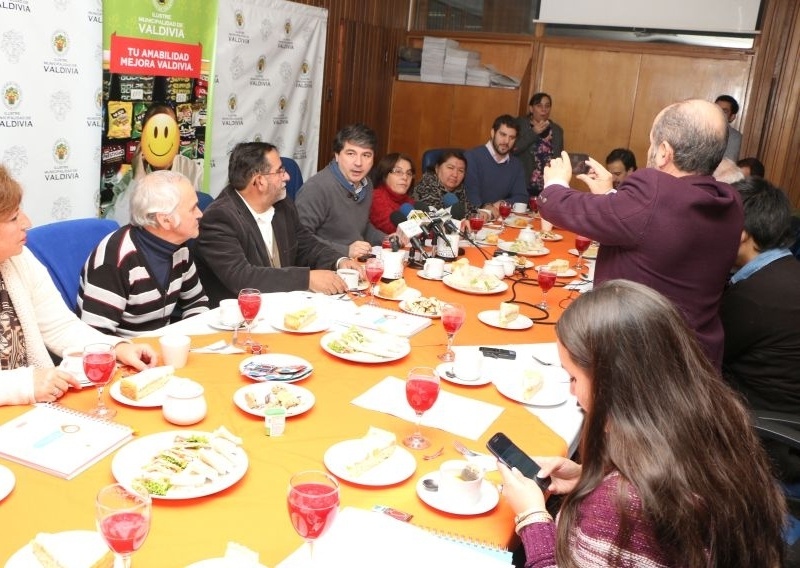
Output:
top-left (753, 410), bottom-right (800, 566)
top-left (421, 148), bottom-right (448, 173)
top-left (281, 157), bottom-right (304, 201)
top-left (196, 191), bottom-right (214, 212)
top-left (26, 218), bottom-right (119, 312)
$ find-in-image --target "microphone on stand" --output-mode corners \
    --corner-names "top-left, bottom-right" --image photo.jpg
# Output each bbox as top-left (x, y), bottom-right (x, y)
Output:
top-left (391, 210), bottom-right (428, 266)
top-left (442, 192), bottom-right (460, 209)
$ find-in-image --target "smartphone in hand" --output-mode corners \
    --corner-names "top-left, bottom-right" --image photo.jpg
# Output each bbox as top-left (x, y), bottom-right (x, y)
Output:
top-left (569, 153), bottom-right (591, 176)
top-left (487, 432), bottom-right (550, 490)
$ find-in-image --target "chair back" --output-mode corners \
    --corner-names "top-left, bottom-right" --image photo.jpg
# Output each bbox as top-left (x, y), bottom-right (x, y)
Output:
top-left (281, 157), bottom-right (304, 201)
top-left (196, 191), bottom-right (214, 212)
top-left (26, 218), bottom-right (119, 312)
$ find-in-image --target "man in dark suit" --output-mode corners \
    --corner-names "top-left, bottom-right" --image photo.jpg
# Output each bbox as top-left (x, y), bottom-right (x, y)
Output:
top-left (193, 142), bottom-right (361, 306)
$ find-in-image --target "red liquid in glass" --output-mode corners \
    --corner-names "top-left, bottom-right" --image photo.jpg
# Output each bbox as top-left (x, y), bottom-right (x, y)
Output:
top-left (529, 197), bottom-right (539, 213)
top-left (100, 512), bottom-right (149, 555)
top-left (468, 217), bottom-right (484, 232)
top-left (442, 312), bottom-right (464, 335)
top-left (366, 266), bottom-right (383, 284)
top-left (538, 271), bottom-right (557, 292)
top-left (287, 483), bottom-right (339, 540)
top-left (406, 377), bottom-right (440, 413)
top-left (238, 295), bottom-right (261, 321)
top-left (575, 236), bottom-right (592, 253)
top-left (498, 203), bottom-right (512, 218)
top-left (83, 353), bottom-right (115, 386)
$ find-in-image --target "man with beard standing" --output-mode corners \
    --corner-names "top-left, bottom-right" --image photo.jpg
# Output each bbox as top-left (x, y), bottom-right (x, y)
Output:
top-left (537, 99), bottom-right (743, 368)
top-left (464, 114), bottom-right (529, 219)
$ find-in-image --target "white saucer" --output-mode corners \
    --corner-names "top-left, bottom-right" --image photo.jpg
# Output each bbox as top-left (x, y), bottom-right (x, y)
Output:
top-left (435, 363), bottom-right (492, 386)
top-left (416, 270), bottom-right (445, 281)
top-left (535, 265), bottom-right (578, 278)
top-left (374, 287), bottom-right (422, 302)
top-left (6, 531), bottom-right (104, 568)
top-left (416, 472), bottom-right (499, 515)
top-left (0, 464), bottom-right (15, 501)
top-left (493, 370), bottom-right (570, 407)
top-left (108, 377), bottom-right (175, 408)
top-left (477, 310), bottom-right (534, 330)
top-left (568, 247), bottom-right (598, 260)
top-left (324, 440), bottom-right (416, 486)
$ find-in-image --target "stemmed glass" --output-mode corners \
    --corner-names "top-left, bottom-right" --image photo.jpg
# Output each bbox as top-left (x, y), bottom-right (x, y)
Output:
top-left (498, 200), bottom-right (512, 223)
top-left (574, 235), bottom-right (592, 270)
top-left (83, 343), bottom-right (116, 419)
top-left (403, 366), bottom-right (440, 450)
top-left (528, 196), bottom-right (539, 217)
top-left (468, 212), bottom-right (484, 238)
top-left (364, 257), bottom-right (384, 306)
top-left (537, 267), bottom-right (557, 310)
top-left (96, 483), bottom-right (151, 568)
top-left (287, 470), bottom-right (340, 566)
top-left (439, 302), bottom-right (465, 362)
top-left (237, 288), bottom-right (261, 347)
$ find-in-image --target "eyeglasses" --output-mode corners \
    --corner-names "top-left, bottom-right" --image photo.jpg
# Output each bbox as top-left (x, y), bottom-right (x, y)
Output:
top-left (389, 168), bottom-right (414, 177)
top-left (260, 166), bottom-right (286, 177)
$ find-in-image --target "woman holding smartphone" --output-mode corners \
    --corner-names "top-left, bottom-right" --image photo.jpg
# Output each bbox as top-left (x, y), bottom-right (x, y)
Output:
top-left (499, 280), bottom-right (785, 567)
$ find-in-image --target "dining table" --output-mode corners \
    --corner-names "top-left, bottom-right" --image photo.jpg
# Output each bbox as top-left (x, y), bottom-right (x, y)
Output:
top-left (0, 216), bottom-right (591, 567)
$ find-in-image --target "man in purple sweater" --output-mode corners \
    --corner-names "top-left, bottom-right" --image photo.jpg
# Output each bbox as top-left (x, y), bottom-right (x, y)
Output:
top-left (538, 99), bottom-right (743, 367)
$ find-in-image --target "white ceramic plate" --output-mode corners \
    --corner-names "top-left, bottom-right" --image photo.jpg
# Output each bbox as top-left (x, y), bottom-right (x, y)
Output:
top-left (374, 286), bottom-right (422, 302)
top-left (239, 354), bottom-right (313, 382)
top-left (493, 369), bottom-right (569, 407)
top-left (535, 265), bottom-right (578, 278)
top-left (398, 298), bottom-right (443, 319)
top-left (503, 216), bottom-right (531, 228)
top-left (416, 269), bottom-right (445, 281)
top-left (267, 311), bottom-right (331, 334)
top-left (497, 242), bottom-right (550, 257)
top-left (416, 472), bottom-right (499, 515)
top-left (320, 331), bottom-right (410, 364)
top-left (442, 274), bottom-right (509, 295)
top-left (6, 530), bottom-right (106, 568)
top-left (568, 247), bottom-right (598, 260)
top-left (435, 363), bottom-right (492, 386)
top-left (0, 464), bottom-right (15, 501)
top-left (323, 440), bottom-right (416, 486)
top-left (111, 430), bottom-right (248, 500)
top-left (108, 376), bottom-right (176, 408)
top-left (207, 319), bottom-right (270, 333)
top-left (477, 310), bottom-right (534, 330)
top-left (185, 560), bottom-right (267, 568)
top-left (233, 381), bottom-right (315, 418)
top-left (540, 232), bottom-right (564, 242)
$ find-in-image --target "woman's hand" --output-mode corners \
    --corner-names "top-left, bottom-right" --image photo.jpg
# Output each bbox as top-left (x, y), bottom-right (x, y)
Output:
top-left (532, 119), bottom-right (551, 137)
top-left (497, 461), bottom-right (546, 515)
top-left (33, 368), bottom-right (81, 402)
top-left (115, 343), bottom-right (158, 372)
top-left (533, 456), bottom-right (582, 494)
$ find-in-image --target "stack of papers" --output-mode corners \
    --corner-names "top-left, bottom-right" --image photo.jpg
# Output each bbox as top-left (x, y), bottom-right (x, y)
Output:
top-left (442, 46), bottom-right (479, 85)
top-left (420, 36), bottom-right (458, 83)
top-left (466, 65), bottom-right (492, 86)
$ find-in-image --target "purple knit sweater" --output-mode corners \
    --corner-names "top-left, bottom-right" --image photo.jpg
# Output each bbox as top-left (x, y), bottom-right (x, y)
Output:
top-left (520, 472), bottom-right (672, 567)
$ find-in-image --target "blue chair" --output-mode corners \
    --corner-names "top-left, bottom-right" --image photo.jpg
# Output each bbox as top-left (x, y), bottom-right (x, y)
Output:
top-left (196, 191), bottom-right (214, 212)
top-left (281, 157), bottom-right (304, 201)
top-left (26, 218), bottom-right (119, 312)
top-left (422, 148), bottom-right (464, 173)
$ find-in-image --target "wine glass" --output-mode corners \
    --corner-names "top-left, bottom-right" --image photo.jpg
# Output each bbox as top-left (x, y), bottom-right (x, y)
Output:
top-left (528, 195), bottom-right (539, 217)
top-left (237, 288), bottom-right (261, 347)
top-left (537, 267), bottom-right (557, 310)
top-left (574, 235), bottom-right (592, 270)
top-left (287, 470), bottom-right (340, 566)
top-left (468, 212), bottom-right (484, 237)
top-left (403, 366), bottom-right (440, 450)
top-left (439, 302), bottom-right (466, 361)
top-left (498, 200), bottom-right (512, 223)
top-left (96, 483), bottom-right (151, 568)
top-left (364, 257), bottom-right (384, 306)
top-left (83, 343), bottom-right (116, 419)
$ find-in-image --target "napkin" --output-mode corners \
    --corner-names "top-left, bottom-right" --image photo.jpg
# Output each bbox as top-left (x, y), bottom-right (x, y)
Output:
top-left (351, 376), bottom-right (504, 440)
top-left (190, 340), bottom-right (246, 354)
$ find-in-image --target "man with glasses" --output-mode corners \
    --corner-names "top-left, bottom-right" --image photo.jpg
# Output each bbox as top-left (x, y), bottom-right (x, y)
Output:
top-left (193, 142), bottom-right (360, 306)
top-left (78, 170), bottom-right (209, 336)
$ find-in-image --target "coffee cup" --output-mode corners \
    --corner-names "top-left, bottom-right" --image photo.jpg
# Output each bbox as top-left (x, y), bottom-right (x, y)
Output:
top-left (438, 460), bottom-right (485, 505)
top-left (382, 250), bottom-right (405, 280)
top-left (483, 259), bottom-right (505, 279)
top-left (60, 346), bottom-right (86, 380)
top-left (512, 202), bottom-right (528, 214)
top-left (159, 334), bottom-right (191, 369)
top-left (371, 245), bottom-right (383, 258)
top-left (497, 254), bottom-right (516, 277)
top-left (453, 349), bottom-right (483, 381)
top-left (219, 299), bottom-right (242, 327)
top-left (423, 257), bottom-right (445, 279)
top-left (336, 268), bottom-right (359, 290)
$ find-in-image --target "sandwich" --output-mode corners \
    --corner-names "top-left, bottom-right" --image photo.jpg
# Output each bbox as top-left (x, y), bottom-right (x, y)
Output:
top-left (119, 365), bottom-right (175, 401)
top-left (31, 532), bottom-right (114, 568)
top-left (522, 369), bottom-right (544, 401)
top-left (284, 306), bottom-right (317, 330)
top-left (484, 232), bottom-right (499, 245)
top-left (377, 278), bottom-right (407, 299)
top-left (546, 259), bottom-right (570, 273)
top-left (345, 426), bottom-right (397, 477)
top-left (499, 302), bottom-right (519, 326)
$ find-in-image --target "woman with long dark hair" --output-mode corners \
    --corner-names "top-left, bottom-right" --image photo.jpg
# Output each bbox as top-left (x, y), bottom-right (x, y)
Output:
top-left (500, 279), bottom-right (786, 567)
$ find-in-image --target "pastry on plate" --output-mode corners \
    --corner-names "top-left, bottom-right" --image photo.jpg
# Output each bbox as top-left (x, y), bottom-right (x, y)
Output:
top-left (284, 306), bottom-right (317, 330)
top-left (119, 365), bottom-right (174, 401)
top-left (31, 532), bottom-right (114, 568)
top-left (498, 302), bottom-right (519, 326)
top-left (345, 426), bottom-right (397, 477)
top-left (377, 278), bottom-right (407, 299)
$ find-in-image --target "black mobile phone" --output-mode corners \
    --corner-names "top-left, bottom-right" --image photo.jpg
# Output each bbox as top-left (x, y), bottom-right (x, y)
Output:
top-left (486, 432), bottom-right (550, 490)
top-left (569, 153), bottom-right (591, 175)
top-left (356, 253), bottom-right (376, 262)
top-left (479, 347), bottom-right (516, 360)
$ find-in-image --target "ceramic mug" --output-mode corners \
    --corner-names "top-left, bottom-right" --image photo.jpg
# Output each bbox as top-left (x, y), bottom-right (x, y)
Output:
top-left (159, 334), bottom-right (191, 369)
top-left (219, 299), bottom-right (242, 327)
top-left (423, 257), bottom-right (445, 279)
top-left (512, 202), bottom-right (528, 214)
top-left (438, 460), bottom-right (485, 505)
top-left (453, 350), bottom-right (483, 382)
top-left (336, 268), bottom-right (360, 290)
top-left (483, 259), bottom-right (505, 279)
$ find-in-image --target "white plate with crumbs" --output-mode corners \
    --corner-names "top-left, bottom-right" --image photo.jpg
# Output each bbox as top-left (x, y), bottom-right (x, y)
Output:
top-left (323, 439), bottom-right (416, 486)
top-left (233, 381), bottom-right (315, 418)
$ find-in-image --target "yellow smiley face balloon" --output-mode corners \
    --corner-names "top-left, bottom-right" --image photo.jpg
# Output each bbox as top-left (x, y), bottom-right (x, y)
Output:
top-left (140, 111), bottom-right (179, 169)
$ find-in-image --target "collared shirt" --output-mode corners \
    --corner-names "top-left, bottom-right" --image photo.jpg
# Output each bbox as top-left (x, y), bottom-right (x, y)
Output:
top-left (236, 192), bottom-right (276, 255)
top-left (485, 141), bottom-right (510, 164)
top-left (729, 248), bottom-right (792, 285)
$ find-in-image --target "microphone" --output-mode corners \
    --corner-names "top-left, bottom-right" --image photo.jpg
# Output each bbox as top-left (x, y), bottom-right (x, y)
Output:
top-left (449, 202), bottom-right (467, 220)
top-left (389, 210), bottom-right (407, 229)
top-left (442, 192), bottom-right (459, 208)
top-left (396, 214), bottom-right (429, 261)
top-left (398, 202), bottom-right (414, 217)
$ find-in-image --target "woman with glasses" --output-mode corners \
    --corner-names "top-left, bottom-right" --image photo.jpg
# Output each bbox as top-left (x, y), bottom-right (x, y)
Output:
top-left (369, 152), bottom-right (417, 233)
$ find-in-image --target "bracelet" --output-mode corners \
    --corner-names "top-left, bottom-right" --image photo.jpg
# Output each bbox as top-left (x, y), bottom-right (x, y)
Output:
top-left (514, 507), bottom-right (548, 525)
top-left (515, 512), bottom-right (554, 535)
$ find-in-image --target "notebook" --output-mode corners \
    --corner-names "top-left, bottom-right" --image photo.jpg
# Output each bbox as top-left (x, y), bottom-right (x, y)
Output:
top-left (335, 304), bottom-right (431, 337)
top-left (0, 403), bottom-right (133, 479)
top-left (277, 507), bottom-right (513, 567)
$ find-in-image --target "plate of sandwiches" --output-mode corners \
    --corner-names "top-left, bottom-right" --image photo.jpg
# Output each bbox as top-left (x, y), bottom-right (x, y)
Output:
top-left (109, 365), bottom-right (176, 408)
top-left (493, 368), bottom-right (569, 407)
top-left (321, 327), bottom-right (411, 363)
top-left (442, 263), bottom-right (508, 295)
top-left (112, 427), bottom-right (248, 500)
top-left (268, 306), bottom-right (330, 333)
top-left (239, 353), bottom-right (313, 382)
top-left (323, 426), bottom-right (416, 486)
top-left (536, 259), bottom-right (578, 278)
top-left (6, 530), bottom-right (114, 568)
top-left (539, 231), bottom-right (564, 242)
top-left (503, 216), bottom-right (531, 228)
top-left (497, 240), bottom-right (550, 257)
top-left (478, 302), bottom-right (533, 330)
top-left (398, 296), bottom-right (444, 318)
top-left (373, 278), bottom-right (422, 302)
top-left (474, 229), bottom-right (502, 246)
top-left (233, 381), bottom-right (315, 418)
